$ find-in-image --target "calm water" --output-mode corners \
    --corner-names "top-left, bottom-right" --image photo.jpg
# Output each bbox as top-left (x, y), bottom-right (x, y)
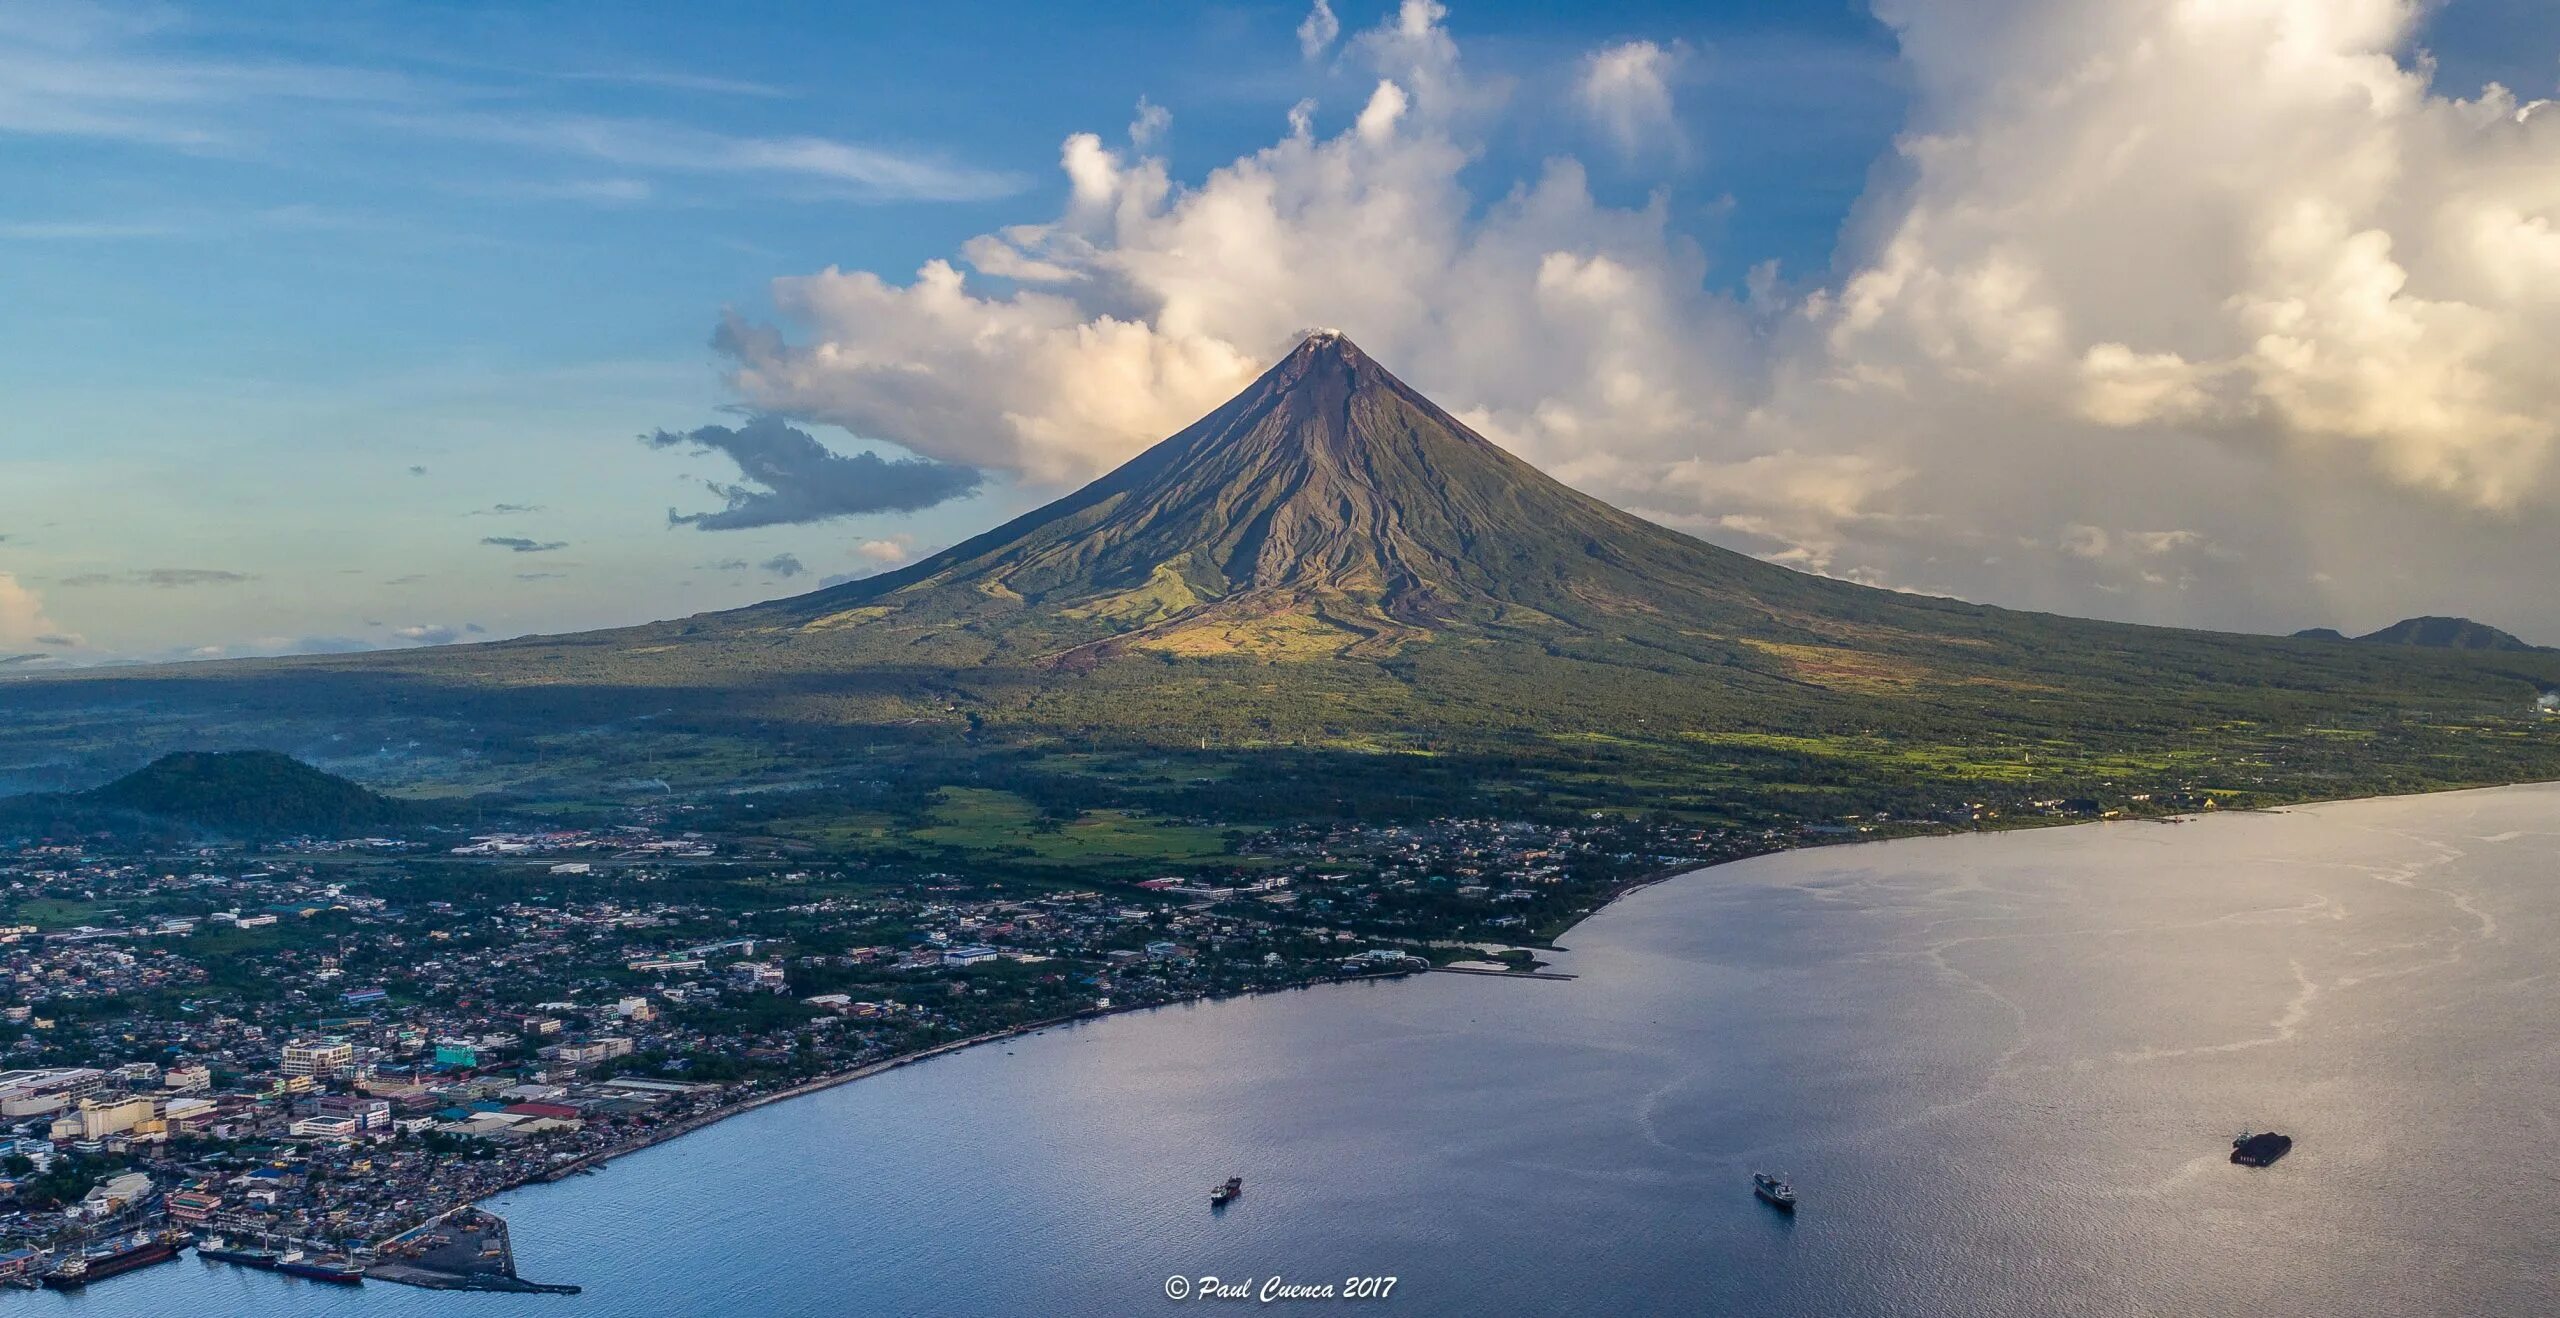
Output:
top-left (33, 786), bottom-right (2560, 1316)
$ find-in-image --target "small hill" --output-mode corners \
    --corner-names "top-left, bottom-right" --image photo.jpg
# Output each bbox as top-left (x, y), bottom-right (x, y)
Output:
top-left (2290, 627), bottom-right (2349, 642)
top-left (63, 750), bottom-right (420, 836)
top-left (2351, 617), bottom-right (2540, 652)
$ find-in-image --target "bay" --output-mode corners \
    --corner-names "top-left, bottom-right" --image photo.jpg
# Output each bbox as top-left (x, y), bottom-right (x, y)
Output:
top-left (34, 785), bottom-right (2560, 1316)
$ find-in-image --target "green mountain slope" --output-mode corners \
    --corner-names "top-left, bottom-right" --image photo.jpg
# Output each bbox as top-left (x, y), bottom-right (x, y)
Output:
top-left (2351, 617), bottom-right (2541, 652)
top-left (4, 334), bottom-right (2559, 827)
top-left (0, 750), bottom-right (426, 839)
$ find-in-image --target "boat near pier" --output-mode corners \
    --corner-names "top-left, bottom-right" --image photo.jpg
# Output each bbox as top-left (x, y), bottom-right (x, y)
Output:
top-left (40, 1231), bottom-right (183, 1289)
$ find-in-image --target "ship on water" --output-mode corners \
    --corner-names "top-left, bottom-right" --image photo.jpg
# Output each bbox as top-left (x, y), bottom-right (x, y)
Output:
top-left (1752, 1173), bottom-right (1797, 1212)
top-left (1211, 1176), bottom-right (1244, 1207)
top-left (2231, 1130), bottom-right (2294, 1167)
top-left (196, 1236), bottom-right (281, 1269)
top-left (41, 1231), bottom-right (182, 1289)
top-left (275, 1248), bottom-right (366, 1284)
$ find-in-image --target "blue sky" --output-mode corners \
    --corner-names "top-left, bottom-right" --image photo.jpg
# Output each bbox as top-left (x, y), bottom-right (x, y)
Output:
top-left (6, 0), bottom-right (2560, 659)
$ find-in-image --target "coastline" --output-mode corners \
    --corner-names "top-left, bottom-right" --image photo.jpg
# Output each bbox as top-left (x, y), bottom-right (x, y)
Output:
top-left (429, 780), bottom-right (2555, 1251)
top-left (428, 818), bottom-right (2188, 1215)
top-left (489, 968), bottom-right (1419, 1192)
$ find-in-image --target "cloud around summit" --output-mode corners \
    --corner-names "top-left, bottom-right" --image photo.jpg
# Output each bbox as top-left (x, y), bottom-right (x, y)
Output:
top-left (702, 0), bottom-right (2560, 636)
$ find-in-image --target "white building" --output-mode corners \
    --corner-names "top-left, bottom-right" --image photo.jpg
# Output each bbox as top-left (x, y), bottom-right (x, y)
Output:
top-left (281, 1038), bottom-right (354, 1079)
top-left (0, 1068), bottom-right (105, 1118)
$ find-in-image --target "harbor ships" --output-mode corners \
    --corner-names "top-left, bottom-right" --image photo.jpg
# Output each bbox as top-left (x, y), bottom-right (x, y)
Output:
top-left (40, 1231), bottom-right (182, 1289)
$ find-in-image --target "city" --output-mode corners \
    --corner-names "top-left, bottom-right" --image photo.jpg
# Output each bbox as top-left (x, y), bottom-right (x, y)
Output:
top-left (0, 800), bottom-right (1884, 1290)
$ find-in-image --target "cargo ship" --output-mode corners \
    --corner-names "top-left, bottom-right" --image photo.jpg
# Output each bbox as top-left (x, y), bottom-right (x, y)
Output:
top-left (1752, 1172), bottom-right (1797, 1212)
top-left (275, 1249), bottom-right (366, 1284)
top-left (2231, 1130), bottom-right (2293, 1167)
top-left (1211, 1176), bottom-right (1243, 1206)
top-left (196, 1236), bottom-right (281, 1269)
top-left (41, 1233), bottom-right (182, 1289)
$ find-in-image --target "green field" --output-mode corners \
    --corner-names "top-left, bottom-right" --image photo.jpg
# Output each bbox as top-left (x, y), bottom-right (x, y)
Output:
top-left (913, 788), bottom-right (1239, 869)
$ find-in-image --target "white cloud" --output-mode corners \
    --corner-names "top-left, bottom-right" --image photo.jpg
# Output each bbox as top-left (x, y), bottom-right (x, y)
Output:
top-left (1816, 0), bottom-right (2560, 513)
top-left (1575, 40), bottom-right (1683, 159)
top-left (0, 8), bottom-right (1019, 202)
top-left (0, 574), bottom-right (66, 650)
top-left (708, 0), bottom-right (2560, 637)
top-left (718, 1), bottom-right (1751, 499)
top-left (0, 3), bottom-right (416, 148)
top-left (855, 536), bottom-right (916, 565)
top-left (404, 112), bottom-right (1027, 202)
top-left (1297, 0), bottom-right (1341, 61)
top-left (1129, 96), bottom-right (1170, 149)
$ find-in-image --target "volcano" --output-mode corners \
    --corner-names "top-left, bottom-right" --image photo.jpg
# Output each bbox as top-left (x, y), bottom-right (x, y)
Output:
top-left (755, 331), bottom-right (1896, 668)
top-left (8, 332), bottom-right (2560, 819)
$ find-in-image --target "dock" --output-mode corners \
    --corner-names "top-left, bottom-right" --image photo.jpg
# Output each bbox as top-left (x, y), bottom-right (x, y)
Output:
top-left (1428, 965), bottom-right (1577, 981)
top-left (368, 1208), bottom-right (578, 1295)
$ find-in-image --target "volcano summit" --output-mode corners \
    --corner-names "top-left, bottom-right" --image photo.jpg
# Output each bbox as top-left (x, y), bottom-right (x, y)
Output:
top-left (761, 330), bottom-right (1895, 667)
top-left (7, 334), bottom-right (2560, 822)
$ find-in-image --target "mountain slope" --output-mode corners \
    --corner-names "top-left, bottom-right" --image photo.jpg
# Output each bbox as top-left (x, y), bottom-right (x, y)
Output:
top-left (721, 332), bottom-right (2090, 698)
top-left (785, 331), bottom-right (1870, 662)
top-left (5, 334), bottom-right (2560, 825)
top-left (2351, 617), bottom-right (2541, 652)
top-left (0, 750), bottom-right (426, 839)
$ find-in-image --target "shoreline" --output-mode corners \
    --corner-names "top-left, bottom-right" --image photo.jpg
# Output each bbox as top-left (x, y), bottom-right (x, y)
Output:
top-left (433, 818), bottom-right (2206, 1214)
top-left (478, 969), bottom-right (1418, 1196)
top-left (431, 780), bottom-right (2556, 1258)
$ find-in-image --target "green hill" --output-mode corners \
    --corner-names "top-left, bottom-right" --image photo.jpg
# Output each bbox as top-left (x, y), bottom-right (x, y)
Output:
top-left (84, 750), bottom-right (419, 832)
top-left (4, 334), bottom-right (2559, 832)
top-left (2351, 616), bottom-right (2541, 652)
top-left (0, 750), bottom-right (425, 840)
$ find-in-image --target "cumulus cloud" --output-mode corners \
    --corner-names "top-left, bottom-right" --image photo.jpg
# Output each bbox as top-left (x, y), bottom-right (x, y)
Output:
top-left (1575, 40), bottom-right (1683, 159)
top-left (1801, 0), bottom-right (2560, 515)
top-left (855, 535), bottom-right (916, 565)
top-left (0, 573), bottom-right (65, 650)
top-left (481, 536), bottom-right (567, 553)
top-left (714, 1), bottom-right (1747, 496)
top-left (761, 553), bottom-right (806, 578)
top-left (393, 623), bottom-right (470, 645)
top-left (643, 416), bottom-right (984, 529)
top-left (697, 0), bottom-right (2560, 636)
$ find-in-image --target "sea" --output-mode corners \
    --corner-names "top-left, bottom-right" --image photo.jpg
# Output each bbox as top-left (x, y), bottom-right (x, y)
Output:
top-left (30, 784), bottom-right (2560, 1317)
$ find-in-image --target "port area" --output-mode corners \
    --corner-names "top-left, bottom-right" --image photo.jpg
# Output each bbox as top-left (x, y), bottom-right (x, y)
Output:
top-left (366, 1208), bottom-right (579, 1294)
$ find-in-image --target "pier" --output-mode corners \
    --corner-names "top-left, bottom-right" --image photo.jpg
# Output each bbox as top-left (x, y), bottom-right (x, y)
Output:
top-left (368, 1208), bottom-right (579, 1294)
